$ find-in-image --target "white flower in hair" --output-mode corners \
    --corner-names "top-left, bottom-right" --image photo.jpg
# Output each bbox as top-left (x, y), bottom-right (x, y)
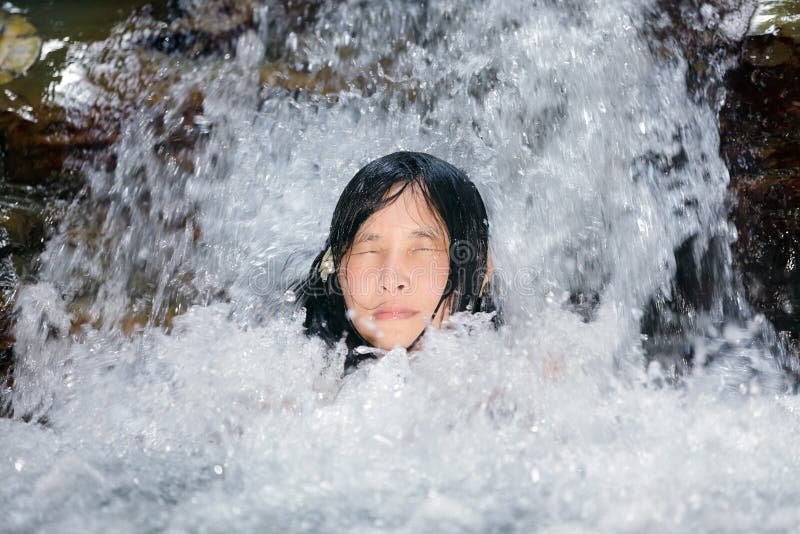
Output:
top-left (319, 247), bottom-right (335, 282)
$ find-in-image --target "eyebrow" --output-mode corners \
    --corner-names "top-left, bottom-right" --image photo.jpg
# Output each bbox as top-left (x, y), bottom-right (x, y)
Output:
top-left (410, 227), bottom-right (444, 240)
top-left (354, 232), bottom-right (381, 244)
top-left (353, 226), bottom-right (444, 244)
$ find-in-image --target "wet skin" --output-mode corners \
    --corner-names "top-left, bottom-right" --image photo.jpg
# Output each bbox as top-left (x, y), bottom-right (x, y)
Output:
top-left (337, 184), bottom-right (451, 350)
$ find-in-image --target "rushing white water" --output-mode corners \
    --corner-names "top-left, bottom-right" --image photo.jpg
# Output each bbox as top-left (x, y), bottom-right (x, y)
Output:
top-left (4, 0), bottom-right (800, 531)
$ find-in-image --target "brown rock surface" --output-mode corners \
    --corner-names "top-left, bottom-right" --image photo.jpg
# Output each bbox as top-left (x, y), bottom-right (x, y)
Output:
top-left (0, 105), bottom-right (121, 186)
top-left (721, 30), bottom-right (800, 339)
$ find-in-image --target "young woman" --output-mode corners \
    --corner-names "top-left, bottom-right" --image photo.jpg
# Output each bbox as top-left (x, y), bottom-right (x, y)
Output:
top-left (295, 151), bottom-right (498, 370)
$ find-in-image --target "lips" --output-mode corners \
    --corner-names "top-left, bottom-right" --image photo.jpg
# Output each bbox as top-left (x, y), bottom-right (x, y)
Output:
top-left (372, 306), bottom-right (419, 321)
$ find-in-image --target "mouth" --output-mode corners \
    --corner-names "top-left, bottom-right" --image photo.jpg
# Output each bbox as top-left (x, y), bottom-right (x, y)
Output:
top-left (372, 306), bottom-right (419, 321)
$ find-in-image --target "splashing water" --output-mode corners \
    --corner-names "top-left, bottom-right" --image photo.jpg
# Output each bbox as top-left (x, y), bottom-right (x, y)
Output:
top-left (3, 0), bottom-right (800, 531)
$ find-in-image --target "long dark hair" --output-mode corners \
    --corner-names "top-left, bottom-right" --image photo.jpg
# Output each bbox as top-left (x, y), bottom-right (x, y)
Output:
top-left (295, 151), bottom-right (499, 369)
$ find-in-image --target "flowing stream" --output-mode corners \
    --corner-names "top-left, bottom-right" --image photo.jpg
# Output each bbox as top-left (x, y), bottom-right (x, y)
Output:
top-left (3, 0), bottom-right (800, 531)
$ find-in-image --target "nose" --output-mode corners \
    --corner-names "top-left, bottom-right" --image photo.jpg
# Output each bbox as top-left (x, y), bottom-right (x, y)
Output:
top-left (378, 252), bottom-right (411, 294)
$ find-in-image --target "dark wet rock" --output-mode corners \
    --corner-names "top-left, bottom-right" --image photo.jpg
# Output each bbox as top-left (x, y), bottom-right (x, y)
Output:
top-left (720, 23), bottom-right (800, 340)
top-left (0, 106), bottom-right (121, 188)
top-left (0, 0), bottom-right (324, 188)
top-left (139, 0), bottom-right (324, 60)
top-left (640, 235), bottom-right (742, 380)
top-left (635, 1), bottom-right (800, 373)
top-left (0, 195), bottom-right (49, 262)
top-left (151, 88), bottom-right (210, 173)
top-left (141, 0), bottom-right (258, 58)
top-left (634, 2), bottom-right (736, 374)
top-left (0, 226), bottom-right (18, 414)
top-left (646, 0), bottom-right (753, 104)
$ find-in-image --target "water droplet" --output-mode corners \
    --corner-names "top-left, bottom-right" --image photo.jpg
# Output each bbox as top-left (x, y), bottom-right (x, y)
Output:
top-left (530, 468), bottom-right (540, 483)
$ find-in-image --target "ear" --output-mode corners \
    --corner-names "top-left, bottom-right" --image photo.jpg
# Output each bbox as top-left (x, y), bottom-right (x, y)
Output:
top-left (479, 251), bottom-right (494, 297)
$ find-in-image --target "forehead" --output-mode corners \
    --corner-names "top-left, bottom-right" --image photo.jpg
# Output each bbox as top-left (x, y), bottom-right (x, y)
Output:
top-left (357, 183), bottom-right (446, 237)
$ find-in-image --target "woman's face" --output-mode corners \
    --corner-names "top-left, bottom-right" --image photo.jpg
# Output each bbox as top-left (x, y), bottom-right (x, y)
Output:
top-left (338, 183), bottom-right (450, 350)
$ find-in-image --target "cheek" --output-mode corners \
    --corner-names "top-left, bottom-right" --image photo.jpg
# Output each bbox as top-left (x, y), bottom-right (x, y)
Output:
top-left (410, 256), bottom-right (450, 299)
top-left (432, 259), bottom-right (449, 288)
top-left (339, 261), bottom-right (377, 303)
top-left (426, 255), bottom-right (450, 284)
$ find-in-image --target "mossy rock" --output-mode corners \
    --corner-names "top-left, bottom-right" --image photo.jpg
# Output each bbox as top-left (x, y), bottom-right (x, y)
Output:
top-left (0, 11), bottom-right (42, 85)
top-left (750, 0), bottom-right (800, 41)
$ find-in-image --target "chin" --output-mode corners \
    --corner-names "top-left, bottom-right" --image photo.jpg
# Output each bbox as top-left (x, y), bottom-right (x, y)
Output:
top-left (355, 316), bottom-right (425, 350)
top-left (368, 329), bottom-right (419, 351)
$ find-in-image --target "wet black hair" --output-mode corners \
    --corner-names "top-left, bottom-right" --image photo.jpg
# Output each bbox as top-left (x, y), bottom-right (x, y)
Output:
top-left (295, 151), bottom-right (498, 369)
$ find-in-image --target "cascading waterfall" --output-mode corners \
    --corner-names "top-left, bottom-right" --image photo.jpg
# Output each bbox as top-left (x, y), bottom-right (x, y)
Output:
top-left (3, 0), bottom-right (800, 531)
